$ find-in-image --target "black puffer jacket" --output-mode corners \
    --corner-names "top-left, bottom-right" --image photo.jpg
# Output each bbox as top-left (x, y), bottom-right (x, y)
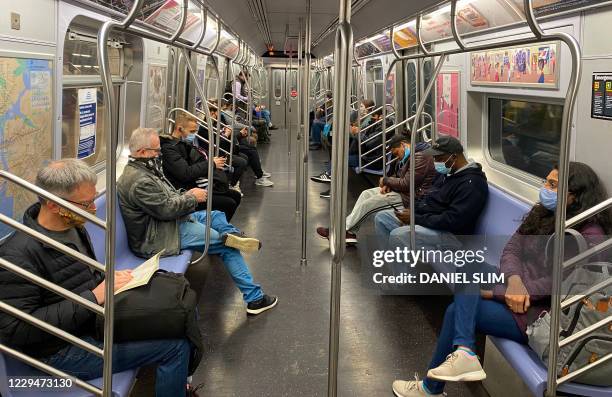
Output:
top-left (160, 134), bottom-right (229, 193)
top-left (0, 204), bottom-right (102, 358)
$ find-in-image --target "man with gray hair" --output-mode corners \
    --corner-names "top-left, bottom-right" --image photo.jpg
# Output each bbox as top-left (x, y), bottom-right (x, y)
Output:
top-left (0, 159), bottom-right (193, 395)
top-left (118, 127), bottom-right (278, 315)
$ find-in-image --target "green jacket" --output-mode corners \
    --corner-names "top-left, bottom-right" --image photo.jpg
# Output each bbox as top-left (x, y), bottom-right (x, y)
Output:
top-left (117, 160), bottom-right (198, 258)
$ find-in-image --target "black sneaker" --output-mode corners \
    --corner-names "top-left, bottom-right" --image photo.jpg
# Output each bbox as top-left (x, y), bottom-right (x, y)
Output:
top-left (310, 171), bottom-right (332, 184)
top-left (246, 295), bottom-right (278, 315)
top-left (320, 190), bottom-right (331, 199)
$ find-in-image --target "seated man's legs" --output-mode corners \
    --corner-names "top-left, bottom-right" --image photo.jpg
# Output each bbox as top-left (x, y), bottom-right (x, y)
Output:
top-left (346, 188), bottom-right (402, 233)
top-left (44, 337), bottom-right (191, 396)
top-left (239, 145), bottom-right (264, 179)
top-left (374, 209), bottom-right (403, 244)
top-left (388, 224), bottom-right (462, 251)
top-left (198, 190), bottom-right (241, 221)
top-left (230, 154), bottom-right (249, 186)
top-left (310, 120), bottom-right (324, 146)
top-left (261, 109), bottom-right (272, 126)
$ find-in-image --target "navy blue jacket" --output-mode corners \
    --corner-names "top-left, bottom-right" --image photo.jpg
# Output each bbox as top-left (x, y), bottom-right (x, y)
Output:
top-left (414, 163), bottom-right (488, 234)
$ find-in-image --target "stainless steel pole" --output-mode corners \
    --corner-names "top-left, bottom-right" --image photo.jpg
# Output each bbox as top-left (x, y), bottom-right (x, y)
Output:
top-left (328, 0), bottom-right (352, 395)
top-left (301, 1), bottom-right (312, 265)
top-left (296, 21), bottom-right (304, 214)
top-left (289, 53), bottom-right (294, 157)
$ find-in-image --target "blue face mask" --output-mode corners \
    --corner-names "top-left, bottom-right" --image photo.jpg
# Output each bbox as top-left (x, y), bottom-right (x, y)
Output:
top-left (184, 134), bottom-right (196, 145)
top-left (401, 147), bottom-right (410, 163)
top-left (539, 186), bottom-right (557, 211)
top-left (434, 162), bottom-right (451, 174)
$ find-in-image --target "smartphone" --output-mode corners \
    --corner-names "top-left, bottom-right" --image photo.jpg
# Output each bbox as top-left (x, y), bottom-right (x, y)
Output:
top-left (390, 203), bottom-right (401, 212)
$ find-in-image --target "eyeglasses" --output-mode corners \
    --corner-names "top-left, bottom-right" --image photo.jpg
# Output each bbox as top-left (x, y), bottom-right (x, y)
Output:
top-left (143, 147), bottom-right (162, 153)
top-left (62, 198), bottom-right (96, 210)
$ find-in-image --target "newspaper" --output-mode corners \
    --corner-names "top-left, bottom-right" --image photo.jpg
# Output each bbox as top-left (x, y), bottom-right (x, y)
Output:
top-left (114, 250), bottom-right (164, 295)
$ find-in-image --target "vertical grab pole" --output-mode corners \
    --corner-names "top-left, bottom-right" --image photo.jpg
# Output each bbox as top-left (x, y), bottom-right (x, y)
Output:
top-left (328, 0), bottom-right (353, 395)
top-left (408, 55), bottom-right (445, 252)
top-left (181, 48), bottom-right (214, 263)
top-left (301, 0), bottom-right (312, 265)
top-left (97, 20), bottom-right (117, 397)
top-left (296, 20), bottom-right (303, 214)
top-left (288, 51), bottom-right (294, 157)
top-left (517, 0), bottom-right (583, 393)
top-left (216, 56), bottom-right (229, 164)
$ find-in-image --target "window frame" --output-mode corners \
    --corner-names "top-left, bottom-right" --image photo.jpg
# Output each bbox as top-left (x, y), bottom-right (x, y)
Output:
top-left (482, 93), bottom-right (565, 187)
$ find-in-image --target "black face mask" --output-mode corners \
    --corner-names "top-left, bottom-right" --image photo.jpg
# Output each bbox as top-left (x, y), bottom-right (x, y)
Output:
top-left (130, 156), bottom-right (164, 177)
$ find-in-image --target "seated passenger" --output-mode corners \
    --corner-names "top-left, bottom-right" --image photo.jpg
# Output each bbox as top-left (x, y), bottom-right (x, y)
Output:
top-left (375, 135), bottom-right (488, 250)
top-left (309, 109), bottom-right (325, 150)
top-left (253, 105), bottom-right (271, 143)
top-left (117, 128), bottom-right (278, 314)
top-left (259, 104), bottom-right (277, 130)
top-left (0, 159), bottom-right (193, 396)
top-left (391, 162), bottom-right (610, 397)
top-left (219, 100), bottom-right (274, 187)
top-left (316, 134), bottom-right (436, 244)
top-left (160, 113), bottom-right (242, 221)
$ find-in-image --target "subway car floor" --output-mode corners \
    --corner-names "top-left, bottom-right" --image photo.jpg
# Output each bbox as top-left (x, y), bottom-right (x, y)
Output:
top-left (132, 129), bottom-right (490, 397)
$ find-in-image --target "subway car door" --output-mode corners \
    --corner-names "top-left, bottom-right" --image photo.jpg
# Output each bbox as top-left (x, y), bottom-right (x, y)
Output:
top-left (269, 68), bottom-right (286, 128)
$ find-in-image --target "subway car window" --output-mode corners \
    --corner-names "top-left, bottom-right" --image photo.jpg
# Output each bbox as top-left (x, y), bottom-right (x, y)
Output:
top-left (61, 86), bottom-right (120, 166)
top-left (488, 98), bottom-right (563, 179)
top-left (273, 69), bottom-right (283, 99)
top-left (63, 31), bottom-right (121, 76)
top-left (365, 59), bottom-right (383, 106)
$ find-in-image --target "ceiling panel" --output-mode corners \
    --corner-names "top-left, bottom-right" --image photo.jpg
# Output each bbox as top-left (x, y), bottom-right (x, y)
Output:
top-left (205, 0), bottom-right (443, 57)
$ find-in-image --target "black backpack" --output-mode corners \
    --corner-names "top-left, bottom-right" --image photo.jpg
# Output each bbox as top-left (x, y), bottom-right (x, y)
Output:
top-left (97, 271), bottom-right (203, 375)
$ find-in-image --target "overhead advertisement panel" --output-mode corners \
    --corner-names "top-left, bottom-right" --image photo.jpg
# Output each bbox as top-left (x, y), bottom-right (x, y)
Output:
top-left (512, 0), bottom-right (604, 16)
top-left (591, 73), bottom-right (612, 121)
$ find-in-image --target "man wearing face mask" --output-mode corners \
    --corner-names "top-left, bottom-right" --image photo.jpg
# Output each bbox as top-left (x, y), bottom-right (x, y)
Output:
top-left (316, 134), bottom-right (436, 245)
top-left (0, 159), bottom-right (195, 396)
top-left (160, 113), bottom-right (242, 221)
top-left (374, 135), bottom-right (489, 250)
top-left (118, 128), bottom-right (278, 315)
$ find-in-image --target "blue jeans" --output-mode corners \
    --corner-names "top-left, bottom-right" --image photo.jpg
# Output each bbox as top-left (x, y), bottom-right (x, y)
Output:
top-left (374, 209), bottom-right (462, 250)
top-left (423, 296), bottom-right (526, 394)
top-left (43, 336), bottom-right (190, 396)
top-left (261, 109), bottom-right (272, 125)
top-left (324, 154), bottom-right (360, 173)
top-left (311, 119), bottom-right (325, 145)
top-left (179, 210), bottom-right (263, 303)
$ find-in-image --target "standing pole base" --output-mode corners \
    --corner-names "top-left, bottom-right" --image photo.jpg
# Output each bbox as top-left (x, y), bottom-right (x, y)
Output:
top-left (300, 258), bottom-right (308, 266)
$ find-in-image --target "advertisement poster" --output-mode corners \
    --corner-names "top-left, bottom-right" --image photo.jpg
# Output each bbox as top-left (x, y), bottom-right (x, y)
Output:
top-left (77, 88), bottom-right (97, 159)
top-left (386, 72), bottom-right (395, 105)
top-left (371, 32), bottom-right (392, 53)
top-left (145, 64), bottom-right (167, 130)
top-left (144, 0), bottom-right (200, 36)
top-left (392, 25), bottom-right (418, 49)
top-left (436, 72), bottom-right (460, 138)
top-left (591, 73), bottom-right (612, 121)
top-left (470, 41), bottom-right (559, 88)
top-left (514, 0), bottom-right (603, 16)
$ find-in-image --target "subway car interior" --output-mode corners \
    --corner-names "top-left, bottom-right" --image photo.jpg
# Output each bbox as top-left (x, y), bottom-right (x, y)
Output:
top-left (0, 0), bottom-right (612, 396)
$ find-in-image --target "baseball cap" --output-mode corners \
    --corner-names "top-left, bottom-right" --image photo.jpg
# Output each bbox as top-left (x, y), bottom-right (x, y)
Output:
top-left (422, 135), bottom-right (464, 156)
top-left (388, 134), bottom-right (410, 149)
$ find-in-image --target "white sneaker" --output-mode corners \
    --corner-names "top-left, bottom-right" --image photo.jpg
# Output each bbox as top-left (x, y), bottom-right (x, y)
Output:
top-left (255, 178), bottom-right (274, 187)
top-left (261, 170), bottom-right (272, 178)
top-left (427, 349), bottom-right (486, 382)
top-left (232, 182), bottom-right (244, 197)
top-left (392, 374), bottom-right (443, 397)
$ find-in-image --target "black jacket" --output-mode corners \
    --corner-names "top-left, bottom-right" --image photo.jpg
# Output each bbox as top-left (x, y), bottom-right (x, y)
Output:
top-left (160, 134), bottom-right (229, 193)
top-left (414, 163), bottom-right (489, 234)
top-left (0, 204), bottom-right (103, 358)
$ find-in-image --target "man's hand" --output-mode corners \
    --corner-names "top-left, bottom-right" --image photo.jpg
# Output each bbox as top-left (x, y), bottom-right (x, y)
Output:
top-left (213, 157), bottom-right (226, 169)
top-left (240, 128), bottom-right (248, 137)
top-left (395, 209), bottom-right (410, 224)
top-left (505, 275), bottom-right (530, 314)
top-left (92, 270), bottom-right (133, 305)
top-left (480, 289), bottom-right (494, 300)
top-left (224, 126), bottom-right (232, 137)
top-left (187, 188), bottom-right (208, 203)
top-left (350, 125), bottom-right (359, 135)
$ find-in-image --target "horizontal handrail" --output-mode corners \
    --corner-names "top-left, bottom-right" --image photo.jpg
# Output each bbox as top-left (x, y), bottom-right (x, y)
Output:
top-left (361, 154), bottom-right (396, 170)
top-left (561, 275), bottom-right (612, 310)
top-left (559, 316), bottom-right (612, 348)
top-left (566, 198), bottom-right (612, 229)
top-left (0, 171), bottom-right (106, 229)
top-left (0, 344), bottom-right (102, 396)
top-left (359, 113), bottom-right (396, 135)
top-left (563, 238), bottom-right (612, 270)
top-left (0, 301), bottom-right (103, 357)
top-left (222, 92), bottom-right (249, 106)
top-left (557, 351), bottom-right (612, 385)
top-left (0, 214), bottom-right (106, 274)
top-left (0, 257), bottom-right (104, 315)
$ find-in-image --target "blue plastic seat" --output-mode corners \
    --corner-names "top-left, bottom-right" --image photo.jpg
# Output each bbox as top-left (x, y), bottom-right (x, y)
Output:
top-left (85, 194), bottom-right (193, 273)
